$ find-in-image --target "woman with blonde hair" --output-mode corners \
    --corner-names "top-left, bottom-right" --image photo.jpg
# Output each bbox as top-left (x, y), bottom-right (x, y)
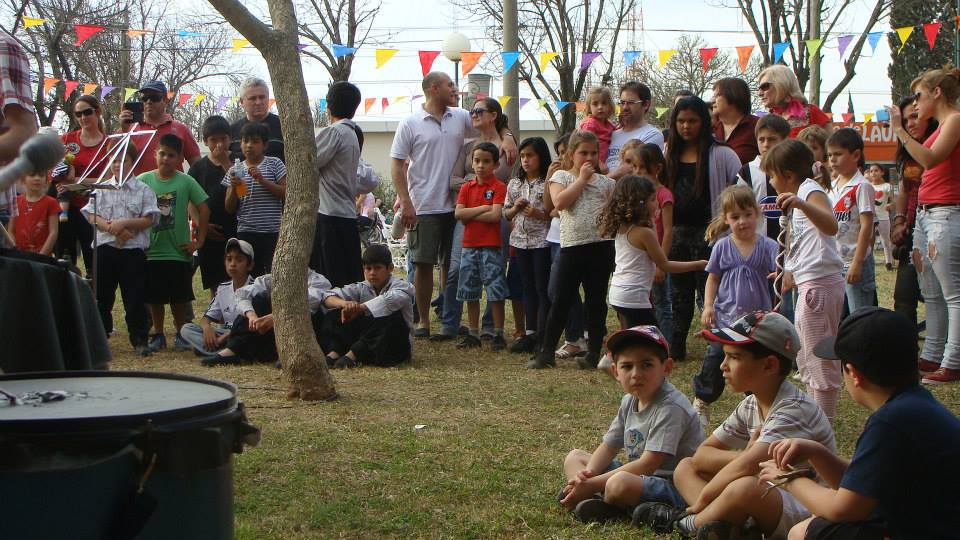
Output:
top-left (758, 65), bottom-right (832, 138)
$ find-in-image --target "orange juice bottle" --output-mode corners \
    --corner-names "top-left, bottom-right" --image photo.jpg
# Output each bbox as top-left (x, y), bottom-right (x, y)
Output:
top-left (232, 158), bottom-right (248, 198)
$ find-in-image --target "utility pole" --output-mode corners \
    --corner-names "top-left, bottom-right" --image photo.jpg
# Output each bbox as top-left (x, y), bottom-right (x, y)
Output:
top-left (808, 0), bottom-right (821, 105)
top-left (503, 0), bottom-right (519, 133)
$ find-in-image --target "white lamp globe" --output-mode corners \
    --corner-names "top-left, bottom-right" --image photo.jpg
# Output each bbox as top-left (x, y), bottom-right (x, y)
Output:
top-left (441, 32), bottom-right (471, 62)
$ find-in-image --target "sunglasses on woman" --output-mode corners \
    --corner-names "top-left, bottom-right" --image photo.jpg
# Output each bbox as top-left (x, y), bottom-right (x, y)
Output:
top-left (758, 82), bottom-right (772, 92)
top-left (74, 108), bottom-right (96, 118)
top-left (470, 108), bottom-right (489, 116)
top-left (140, 93), bottom-right (163, 103)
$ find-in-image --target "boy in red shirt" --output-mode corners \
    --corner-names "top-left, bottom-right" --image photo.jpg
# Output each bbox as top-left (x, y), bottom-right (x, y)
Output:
top-left (10, 170), bottom-right (59, 255)
top-left (454, 142), bottom-right (509, 351)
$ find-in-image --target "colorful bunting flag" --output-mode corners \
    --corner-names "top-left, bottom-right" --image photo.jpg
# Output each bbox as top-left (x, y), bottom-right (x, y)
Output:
top-left (268, 98), bottom-right (275, 110)
top-left (461, 52), bottom-right (484, 76)
top-left (772, 41), bottom-right (790, 63)
top-left (317, 98), bottom-right (327, 113)
top-left (837, 35), bottom-right (853, 58)
top-left (418, 50), bottom-right (441, 76)
top-left (537, 99), bottom-right (547, 108)
top-left (924, 22), bottom-right (941, 50)
top-left (332, 44), bottom-right (357, 58)
top-left (842, 112), bottom-right (854, 123)
top-left (195, 94), bottom-right (207, 106)
top-left (63, 80), bottom-right (79, 96)
top-left (867, 32), bottom-right (883, 53)
top-left (575, 102), bottom-right (586, 113)
top-left (177, 93), bottom-right (193, 107)
top-left (896, 26), bottom-right (914, 53)
top-left (736, 45), bottom-right (754, 72)
top-left (215, 96), bottom-right (229, 113)
top-left (556, 101), bottom-right (572, 110)
top-left (73, 24), bottom-right (106, 46)
top-left (863, 113), bottom-right (874, 124)
top-left (518, 98), bottom-right (531, 109)
top-left (127, 29), bottom-right (152, 38)
top-left (623, 50), bottom-right (641, 67)
top-left (539, 52), bottom-right (559, 72)
top-left (580, 51), bottom-right (601, 72)
top-left (381, 97), bottom-right (389, 110)
top-left (231, 38), bottom-right (250, 53)
top-left (22, 17), bottom-right (45, 29)
top-left (42, 78), bottom-right (59, 94)
top-left (176, 30), bottom-right (206, 38)
top-left (99, 86), bottom-right (115, 100)
top-left (656, 107), bottom-right (670, 119)
top-left (699, 48), bottom-right (718, 71)
top-left (375, 49), bottom-right (398, 68)
top-left (395, 96), bottom-right (408, 104)
top-left (658, 49), bottom-right (677, 68)
top-left (123, 88), bottom-right (137, 102)
top-left (297, 43), bottom-right (309, 51)
top-left (804, 39), bottom-right (823, 61)
top-left (364, 97), bottom-right (375, 114)
top-left (498, 96), bottom-right (513, 108)
top-left (501, 51), bottom-right (521, 74)
top-left (82, 83), bottom-right (97, 95)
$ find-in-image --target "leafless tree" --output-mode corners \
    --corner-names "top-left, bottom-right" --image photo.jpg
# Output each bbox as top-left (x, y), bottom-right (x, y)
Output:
top-left (297, 0), bottom-right (390, 82)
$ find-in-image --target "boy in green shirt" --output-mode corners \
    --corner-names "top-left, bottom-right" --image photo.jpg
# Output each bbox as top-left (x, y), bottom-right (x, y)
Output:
top-left (139, 133), bottom-right (210, 352)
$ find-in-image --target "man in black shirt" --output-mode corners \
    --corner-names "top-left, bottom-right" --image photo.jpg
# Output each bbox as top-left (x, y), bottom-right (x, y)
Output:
top-left (230, 77), bottom-right (284, 162)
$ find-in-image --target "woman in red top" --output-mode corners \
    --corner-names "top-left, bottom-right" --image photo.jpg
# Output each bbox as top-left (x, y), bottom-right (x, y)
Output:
top-left (889, 67), bottom-right (960, 384)
top-left (54, 95), bottom-right (107, 271)
top-left (758, 65), bottom-right (832, 138)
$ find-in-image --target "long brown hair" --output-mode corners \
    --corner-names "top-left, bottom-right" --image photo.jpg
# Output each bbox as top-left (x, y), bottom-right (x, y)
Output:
top-left (598, 175), bottom-right (656, 238)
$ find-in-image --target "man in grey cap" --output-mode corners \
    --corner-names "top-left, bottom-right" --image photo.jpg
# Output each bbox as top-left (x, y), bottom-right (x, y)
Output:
top-left (119, 80), bottom-right (201, 175)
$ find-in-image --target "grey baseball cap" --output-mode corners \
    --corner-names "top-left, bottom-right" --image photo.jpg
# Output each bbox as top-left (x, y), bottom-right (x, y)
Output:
top-left (701, 310), bottom-right (800, 362)
top-left (225, 237), bottom-right (254, 262)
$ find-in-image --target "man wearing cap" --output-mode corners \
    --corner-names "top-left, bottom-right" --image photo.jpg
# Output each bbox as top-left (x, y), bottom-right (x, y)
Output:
top-left (120, 80), bottom-right (201, 175)
top-left (759, 307), bottom-right (960, 540)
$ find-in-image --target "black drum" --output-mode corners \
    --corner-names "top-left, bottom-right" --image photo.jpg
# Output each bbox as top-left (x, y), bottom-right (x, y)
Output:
top-left (0, 371), bottom-right (260, 539)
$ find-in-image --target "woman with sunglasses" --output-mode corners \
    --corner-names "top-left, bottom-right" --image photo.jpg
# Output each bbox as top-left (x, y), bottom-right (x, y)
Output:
top-left (888, 67), bottom-right (960, 385)
top-left (758, 65), bottom-right (832, 138)
top-left (52, 94), bottom-right (107, 270)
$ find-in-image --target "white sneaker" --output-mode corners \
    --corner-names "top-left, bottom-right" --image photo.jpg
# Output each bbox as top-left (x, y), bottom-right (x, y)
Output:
top-left (693, 398), bottom-right (710, 432)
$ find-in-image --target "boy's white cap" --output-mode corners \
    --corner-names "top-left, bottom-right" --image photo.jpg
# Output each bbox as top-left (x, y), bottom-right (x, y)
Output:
top-left (225, 237), bottom-right (254, 262)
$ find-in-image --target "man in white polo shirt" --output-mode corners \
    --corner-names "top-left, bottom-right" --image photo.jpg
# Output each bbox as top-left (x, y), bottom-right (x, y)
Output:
top-left (606, 81), bottom-right (665, 180)
top-left (390, 72), bottom-right (516, 337)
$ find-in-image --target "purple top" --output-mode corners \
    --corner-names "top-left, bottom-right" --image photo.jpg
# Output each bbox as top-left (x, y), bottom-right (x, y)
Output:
top-left (706, 235), bottom-right (778, 327)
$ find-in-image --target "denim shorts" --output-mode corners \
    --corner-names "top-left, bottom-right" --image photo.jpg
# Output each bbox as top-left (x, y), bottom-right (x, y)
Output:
top-left (602, 460), bottom-right (687, 507)
top-left (457, 247), bottom-right (509, 302)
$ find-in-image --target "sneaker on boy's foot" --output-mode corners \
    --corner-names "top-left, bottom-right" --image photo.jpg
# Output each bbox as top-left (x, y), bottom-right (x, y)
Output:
top-left (428, 332), bottom-right (456, 342)
top-left (509, 333), bottom-right (538, 353)
top-left (695, 520), bottom-right (762, 540)
top-left (631, 502), bottom-right (685, 534)
top-left (200, 354), bottom-right (242, 367)
top-left (490, 335), bottom-right (508, 352)
top-left (456, 335), bottom-right (481, 349)
top-left (172, 335), bottom-right (191, 352)
top-left (693, 397), bottom-right (711, 432)
top-left (597, 352), bottom-right (613, 371)
top-left (333, 356), bottom-right (358, 369)
top-left (577, 351), bottom-right (601, 370)
top-left (147, 333), bottom-right (166, 352)
top-left (526, 352), bottom-right (555, 369)
top-left (574, 497), bottom-right (628, 523)
top-left (134, 344), bottom-right (152, 357)
top-left (918, 359), bottom-right (942, 375)
top-left (922, 367), bottom-right (960, 385)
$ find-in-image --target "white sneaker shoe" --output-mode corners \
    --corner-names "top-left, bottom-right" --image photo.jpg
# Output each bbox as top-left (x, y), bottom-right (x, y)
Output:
top-left (693, 398), bottom-right (710, 432)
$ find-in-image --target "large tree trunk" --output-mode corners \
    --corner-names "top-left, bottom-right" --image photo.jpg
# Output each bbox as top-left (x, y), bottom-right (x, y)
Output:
top-left (206, 0), bottom-right (336, 401)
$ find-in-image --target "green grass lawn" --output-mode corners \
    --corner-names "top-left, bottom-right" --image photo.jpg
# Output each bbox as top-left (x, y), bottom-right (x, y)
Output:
top-left (106, 255), bottom-right (960, 539)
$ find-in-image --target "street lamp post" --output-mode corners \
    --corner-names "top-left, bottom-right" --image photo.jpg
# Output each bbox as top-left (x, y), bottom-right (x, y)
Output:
top-left (442, 32), bottom-right (471, 106)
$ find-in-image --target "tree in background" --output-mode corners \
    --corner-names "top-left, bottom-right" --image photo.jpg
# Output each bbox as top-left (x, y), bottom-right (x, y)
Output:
top-left (888, 0), bottom-right (956, 103)
top-left (297, 0), bottom-right (390, 82)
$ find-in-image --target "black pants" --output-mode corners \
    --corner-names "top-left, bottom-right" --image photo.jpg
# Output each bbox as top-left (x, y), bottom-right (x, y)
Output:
top-left (893, 233), bottom-right (921, 328)
top-left (55, 206), bottom-right (93, 271)
top-left (612, 305), bottom-right (657, 328)
top-left (198, 239), bottom-right (229, 290)
top-left (95, 245), bottom-right (150, 347)
top-left (225, 292), bottom-right (277, 362)
top-left (309, 213), bottom-right (363, 288)
top-left (237, 231), bottom-right (278, 278)
top-left (316, 310), bottom-right (411, 366)
top-left (670, 225), bottom-right (711, 359)
top-left (515, 246), bottom-right (552, 336)
top-left (538, 241), bottom-right (615, 359)
top-left (694, 342), bottom-right (725, 403)
top-left (805, 517), bottom-right (887, 540)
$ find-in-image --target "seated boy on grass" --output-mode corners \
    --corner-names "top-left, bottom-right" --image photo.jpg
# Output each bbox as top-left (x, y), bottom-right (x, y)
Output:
top-left (560, 325), bottom-right (704, 523)
top-left (634, 311), bottom-right (835, 540)
top-left (758, 307), bottom-right (960, 540)
top-left (179, 238), bottom-right (254, 356)
top-left (318, 244), bottom-right (415, 369)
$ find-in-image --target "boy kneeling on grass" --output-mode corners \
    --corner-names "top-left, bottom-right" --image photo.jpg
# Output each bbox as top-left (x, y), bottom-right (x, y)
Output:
top-left (758, 307), bottom-right (960, 540)
top-left (178, 238), bottom-right (254, 356)
top-left (634, 311), bottom-right (835, 540)
top-left (560, 325), bottom-right (704, 523)
top-left (318, 244), bottom-right (415, 369)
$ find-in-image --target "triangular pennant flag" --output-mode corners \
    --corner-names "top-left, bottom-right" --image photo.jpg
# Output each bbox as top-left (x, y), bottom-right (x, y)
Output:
top-left (656, 107), bottom-right (670, 119)
top-left (215, 96), bottom-right (229, 113)
top-left (375, 49), bottom-right (398, 68)
top-left (381, 97), bottom-right (389, 110)
top-left (332, 44), bottom-right (357, 58)
top-left (924, 22), bottom-right (941, 50)
top-left (176, 30), bottom-right (207, 38)
top-left (461, 52), bottom-right (484, 76)
top-left (82, 83), bottom-right (97, 95)
top-left (736, 45), bottom-right (754, 72)
top-left (502, 51), bottom-right (521, 74)
top-left (418, 50), bottom-right (441, 76)
top-left (896, 26), bottom-right (914, 54)
top-left (42, 78), bottom-right (60, 95)
top-left (518, 98), bottom-right (531, 109)
top-left (837, 35), bottom-right (853, 58)
top-left (177, 93), bottom-right (193, 107)
top-left (364, 97), bottom-right (375, 114)
top-left (863, 113), bottom-right (874, 124)
top-left (99, 86), bottom-right (115, 100)
top-left (623, 50), bottom-right (641, 67)
top-left (699, 48), bottom-right (718, 71)
top-left (127, 29), bottom-right (152, 38)
top-left (842, 112), bottom-right (854, 123)
top-left (268, 98), bottom-right (275, 110)
top-left (395, 96), bottom-right (408, 104)
top-left (580, 51), bottom-right (601, 72)
top-left (804, 39), bottom-right (823, 61)
top-left (498, 96), bottom-right (513, 108)
top-left (22, 17), bottom-right (45, 29)
top-left (194, 94), bottom-right (206, 105)
top-left (297, 43), bottom-right (309, 51)
top-left (228, 96), bottom-right (238, 107)
top-left (867, 32), bottom-right (883, 53)
top-left (124, 87), bottom-right (137, 101)
top-left (73, 24), bottom-right (105, 46)
top-left (63, 80), bottom-right (80, 97)
top-left (317, 98), bottom-right (327, 113)
top-left (231, 38), bottom-right (250, 53)
top-left (575, 102), bottom-right (586, 113)
top-left (536, 99), bottom-right (547, 108)
top-left (167, 91), bottom-right (174, 100)
top-left (539, 52), bottom-right (559, 72)
top-left (555, 101), bottom-right (572, 110)
top-left (658, 49), bottom-right (677, 68)
top-left (772, 41), bottom-right (791, 63)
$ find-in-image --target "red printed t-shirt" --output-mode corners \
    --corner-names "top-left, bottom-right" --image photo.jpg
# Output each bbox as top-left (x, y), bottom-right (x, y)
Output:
top-left (919, 126), bottom-right (960, 205)
top-left (127, 115), bottom-right (201, 175)
top-left (14, 194), bottom-right (58, 252)
top-left (457, 176), bottom-right (507, 248)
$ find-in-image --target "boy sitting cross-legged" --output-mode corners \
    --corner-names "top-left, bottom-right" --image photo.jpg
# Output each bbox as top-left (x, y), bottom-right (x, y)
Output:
top-left (318, 244), bottom-right (415, 369)
top-left (634, 311), bottom-right (835, 540)
top-left (759, 307), bottom-right (960, 540)
top-left (560, 325), bottom-right (704, 523)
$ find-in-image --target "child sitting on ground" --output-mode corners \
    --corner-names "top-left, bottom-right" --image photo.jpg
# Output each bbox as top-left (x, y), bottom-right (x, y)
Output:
top-left (633, 311), bottom-right (835, 540)
top-left (179, 238), bottom-right (254, 356)
top-left (318, 244), bottom-right (415, 369)
top-left (760, 307), bottom-right (960, 540)
top-left (560, 325), bottom-right (703, 523)
top-left (10, 170), bottom-right (59, 255)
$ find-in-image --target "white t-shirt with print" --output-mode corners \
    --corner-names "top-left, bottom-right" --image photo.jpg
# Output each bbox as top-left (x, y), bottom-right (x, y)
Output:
top-left (828, 172), bottom-right (875, 268)
top-left (549, 170), bottom-right (614, 247)
top-left (606, 124), bottom-right (665, 171)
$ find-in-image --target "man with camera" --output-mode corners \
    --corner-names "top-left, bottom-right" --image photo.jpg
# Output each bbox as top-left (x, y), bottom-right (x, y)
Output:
top-left (119, 80), bottom-right (201, 175)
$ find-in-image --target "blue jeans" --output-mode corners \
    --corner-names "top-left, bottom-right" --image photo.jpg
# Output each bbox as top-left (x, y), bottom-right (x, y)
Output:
top-left (915, 207), bottom-right (960, 369)
top-left (842, 255), bottom-right (877, 314)
top-left (548, 242), bottom-right (584, 342)
top-left (441, 221), bottom-right (494, 334)
top-left (179, 323), bottom-right (229, 355)
top-left (651, 275), bottom-right (673, 343)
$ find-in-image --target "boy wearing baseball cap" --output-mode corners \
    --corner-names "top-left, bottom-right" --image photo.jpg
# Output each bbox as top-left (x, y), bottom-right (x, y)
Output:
top-left (559, 325), bottom-right (704, 524)
top-left (178, 238), bottom-right (254, 356)
top-left (759, 307), bottom-right (960, 540)
top-left (635, 311), bottom-right (835, 540)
